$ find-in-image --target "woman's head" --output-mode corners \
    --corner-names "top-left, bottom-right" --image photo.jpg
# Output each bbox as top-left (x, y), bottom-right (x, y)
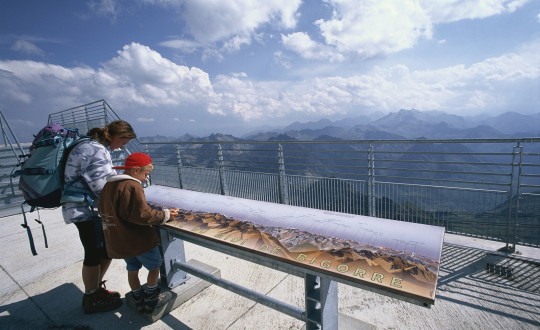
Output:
top-left (87, 120), bottom-right (136, 149)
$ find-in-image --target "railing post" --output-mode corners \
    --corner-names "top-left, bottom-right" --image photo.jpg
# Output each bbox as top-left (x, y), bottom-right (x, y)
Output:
top-left (104, 102), bottom-right (109, 125)
top-left (84, 106), bottom-right (90, 133)
top-left (141, 144), bottom-right (151, 187)
top-left (367, 144), bottom-right (376, 217)
top-left (278, 144), bottom-right (289, 205)
top-left (217, 144), bottom-right (226, 195)
top-left (176, 144), bottom-right (184, 189)
top-left (505, 142), bottom-right (523, 252)
top-left (503, 144), bottom-right (523, 252)
top-left (0, 118), bottom-right (5, 147)
top-left (513, 145), bottom-right (525, 250)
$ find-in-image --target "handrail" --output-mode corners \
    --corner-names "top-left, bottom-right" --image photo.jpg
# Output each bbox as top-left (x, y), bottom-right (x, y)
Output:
top-left (47, 99), bottom-right (120, 118)
top-left (47, 99), bottom-right (145, 156)
top-left (142, 137), bottom-right (540, 145)
top-left (144, 138), bottom-right (540, 250)
top-left (0, 109), bottom-right (27, 199)
top-left (0, 109), bottom-right (25, 159)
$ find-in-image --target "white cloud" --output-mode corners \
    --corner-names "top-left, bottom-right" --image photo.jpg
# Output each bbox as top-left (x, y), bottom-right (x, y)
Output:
top-left (0, 40), bottom-right (537, 135)
top-left (98, 42), bottom-right (215, 106)
top-left (146, 1), bottom-right (532, 63)
top-left (210, 39), bottom-right (540, 120)
top-left (87, 0), bottom-right (120, 20)
top-left (137, 117), bottom-right (155, 122)
top-left (422, 0), bottom-right (531, 23)
top-left (283, 0), bottom-right (530, 61)
top-left (0, 43), bottom-right (217, 130)
top-left (187, 0), bottom-right (300, 42)
top-left (221, 35), bottom-right (253, 53)
top-left (316, 0), bottom-right (432, 59)
top-left (0, 60), bottom-right (95, 107)
top-left (201, 48), bottom-right (224, 62)
top-left (281, 32), bottom-right (344, 62)
top-left (10, 40), bottom-right (45, 57)
top-left (0, 69), bottom-right (33, 103)
top-left (153, 0), bottom-right (301, 50)
top-left (273, 50), bottom-right (292, 69)
top-left (158, 39), bottom-right (203, 53)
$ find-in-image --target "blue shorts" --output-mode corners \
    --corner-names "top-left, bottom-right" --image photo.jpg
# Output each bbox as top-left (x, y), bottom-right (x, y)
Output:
top-left (124, 246), bottom-right (163, 272)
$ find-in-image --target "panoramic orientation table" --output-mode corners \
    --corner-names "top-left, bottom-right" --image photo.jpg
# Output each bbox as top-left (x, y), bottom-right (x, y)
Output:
top-left (145, 185), bottom-right (445, 328)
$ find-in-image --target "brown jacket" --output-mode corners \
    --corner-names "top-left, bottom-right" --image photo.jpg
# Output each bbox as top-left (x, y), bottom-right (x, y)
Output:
top-left (98, 175), bottom-right (170, 259)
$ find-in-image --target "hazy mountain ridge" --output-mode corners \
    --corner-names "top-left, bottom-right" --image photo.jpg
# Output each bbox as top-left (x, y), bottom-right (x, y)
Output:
top-left (140, 109), bottom-right (539, 187)
top-left (141, 109), bottom-right (539, 142)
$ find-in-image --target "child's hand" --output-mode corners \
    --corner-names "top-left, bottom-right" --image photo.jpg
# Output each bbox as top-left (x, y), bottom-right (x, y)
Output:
top-left (168, 208), bottom-right (179, 222)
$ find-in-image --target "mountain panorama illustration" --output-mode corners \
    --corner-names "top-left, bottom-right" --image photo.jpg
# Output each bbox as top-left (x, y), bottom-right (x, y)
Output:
top-left (146, 186), bottom-right (444, 304)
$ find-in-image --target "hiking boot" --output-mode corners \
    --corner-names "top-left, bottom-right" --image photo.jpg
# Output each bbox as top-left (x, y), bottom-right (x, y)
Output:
top-left (82, 290), bottom-right (123, 314)
top-left (131, 292), bottom-right (145, 313)
top-left (143, 287), bottom-right (172, 313)
top-left (97, 280), bottom-right (121, 298)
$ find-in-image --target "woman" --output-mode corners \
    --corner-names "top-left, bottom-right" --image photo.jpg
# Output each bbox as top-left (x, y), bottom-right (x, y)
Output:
top-left (62, 120), bottom-right (136, 314)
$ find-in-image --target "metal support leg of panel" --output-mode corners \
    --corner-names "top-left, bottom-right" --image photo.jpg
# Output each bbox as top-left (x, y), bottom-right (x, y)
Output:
top-left (305, 274), bottom-right (338, 330)
top-left (159, 228), bottom-right (189, 288)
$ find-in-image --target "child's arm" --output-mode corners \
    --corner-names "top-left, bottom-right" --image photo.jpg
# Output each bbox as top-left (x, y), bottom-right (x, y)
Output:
top-left (119, 183), bottom-right (169, 226)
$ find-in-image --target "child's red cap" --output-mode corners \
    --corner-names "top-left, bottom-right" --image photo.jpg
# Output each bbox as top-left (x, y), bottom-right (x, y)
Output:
top-left (113, 152), bottom-right (152, 169)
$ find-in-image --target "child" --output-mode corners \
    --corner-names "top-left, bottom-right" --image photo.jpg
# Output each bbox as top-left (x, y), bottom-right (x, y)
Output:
top-left (98, 152), bottom-right (179, 313)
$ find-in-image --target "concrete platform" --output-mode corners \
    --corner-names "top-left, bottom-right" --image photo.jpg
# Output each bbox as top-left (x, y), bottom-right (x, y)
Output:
top-left (1, 207), bottom-right (539, 329)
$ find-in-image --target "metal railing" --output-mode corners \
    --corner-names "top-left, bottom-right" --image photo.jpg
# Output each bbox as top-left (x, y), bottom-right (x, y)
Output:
top-left (14, 100), bottom-right (540, 250)
top-left (47, 99), bottom-right (145, 156)
top-left (0, 110), bottom-right (25, 160)
top-left (143, 138), bottom-right (540, 251)
top-left (0, 109), bottom-right (27, 216)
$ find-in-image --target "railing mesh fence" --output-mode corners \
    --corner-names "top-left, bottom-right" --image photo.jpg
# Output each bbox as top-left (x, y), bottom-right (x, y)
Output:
top-left (2, 100), bottom-right (537, 249)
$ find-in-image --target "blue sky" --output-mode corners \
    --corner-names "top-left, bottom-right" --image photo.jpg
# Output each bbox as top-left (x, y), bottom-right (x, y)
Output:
top-left (1, 0), bottom-right (539, 139)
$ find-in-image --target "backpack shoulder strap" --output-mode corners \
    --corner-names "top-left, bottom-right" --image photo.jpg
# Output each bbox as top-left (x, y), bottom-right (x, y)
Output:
top-left (59, 136), bottom-right (97, 204)
top-left (59, 136), bottom-right (92, 177)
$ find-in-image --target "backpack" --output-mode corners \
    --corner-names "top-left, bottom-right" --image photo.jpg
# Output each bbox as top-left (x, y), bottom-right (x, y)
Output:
top-left (13, 123), bottom-right (91, 255)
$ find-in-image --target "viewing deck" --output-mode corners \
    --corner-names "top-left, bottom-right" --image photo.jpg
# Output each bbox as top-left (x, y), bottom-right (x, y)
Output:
top-left (1, 102), bottom-right (539, 328)
top-left (1, 207), bottom-right (538, 329)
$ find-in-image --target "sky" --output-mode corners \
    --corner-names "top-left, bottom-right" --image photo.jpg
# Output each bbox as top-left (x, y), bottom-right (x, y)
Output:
top-left (0, 0), bottom-right (539, 140)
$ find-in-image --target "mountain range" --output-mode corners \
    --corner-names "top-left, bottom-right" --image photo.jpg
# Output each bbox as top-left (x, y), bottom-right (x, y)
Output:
top-left (140, 109), bottom-right (540, 142)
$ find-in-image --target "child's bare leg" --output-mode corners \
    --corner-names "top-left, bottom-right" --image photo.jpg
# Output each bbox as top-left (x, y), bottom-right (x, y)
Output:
top-left (128, 270), bottom-right (141, 291)
top-left (146, 268), bottom-right (160, 288)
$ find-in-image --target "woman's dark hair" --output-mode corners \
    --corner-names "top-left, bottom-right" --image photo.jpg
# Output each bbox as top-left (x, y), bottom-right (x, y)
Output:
top-left (87, 120), bottom-right (136, 146)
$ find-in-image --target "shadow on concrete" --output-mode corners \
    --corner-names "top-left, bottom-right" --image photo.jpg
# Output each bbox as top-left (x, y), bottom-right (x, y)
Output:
top-left (435, 244), bottom-right (540, 328)
top-left (0, 283), bottom-right (193, 329)
top-left (440, 244), bottom-right (540, 293)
